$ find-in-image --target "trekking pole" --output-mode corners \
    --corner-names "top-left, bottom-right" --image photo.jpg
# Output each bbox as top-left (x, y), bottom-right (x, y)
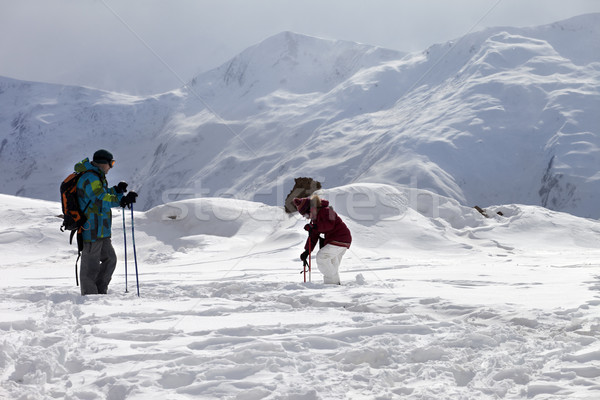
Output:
top-left (301, 255), bottom-right (308, 282)
top-left (303, 256), bottom-right (307, 283)
top-left (308, 236), bottom-right (312, 283)
top-left (130, 204), bottom-right (140, 297)
top-left (122, 209), bottom-right (128, 293)
top-left (300, 235), bottom-right (313, 283)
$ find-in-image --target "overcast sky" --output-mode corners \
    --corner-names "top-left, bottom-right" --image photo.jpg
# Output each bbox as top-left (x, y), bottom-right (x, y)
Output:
top-left (1, 0), bottom-right (599, 95)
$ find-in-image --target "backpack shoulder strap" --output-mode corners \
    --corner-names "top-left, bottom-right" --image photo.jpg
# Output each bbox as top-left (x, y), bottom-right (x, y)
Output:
top-left (76, 170), bottom-right (103, 210)
top-left (77, 169), bottom-right (102, 184)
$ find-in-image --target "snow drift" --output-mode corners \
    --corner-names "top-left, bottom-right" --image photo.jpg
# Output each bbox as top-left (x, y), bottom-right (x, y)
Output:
top-left (1, 183), bottom-right (600, 399)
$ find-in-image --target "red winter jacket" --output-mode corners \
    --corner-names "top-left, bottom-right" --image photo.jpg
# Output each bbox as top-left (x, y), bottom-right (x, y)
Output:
top-left (305, 199), bottom-right (352, 253)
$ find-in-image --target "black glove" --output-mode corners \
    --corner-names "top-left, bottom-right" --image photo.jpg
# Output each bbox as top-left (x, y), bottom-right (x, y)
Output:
top-left (120, 191), bottom-right (138, 208)
top-left (115, 181), bottom-right (128, 194)
top-left (300, 250), bottom-right (309, 264)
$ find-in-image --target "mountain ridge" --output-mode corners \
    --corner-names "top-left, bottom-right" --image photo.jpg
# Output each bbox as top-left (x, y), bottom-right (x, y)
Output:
top-left (0, 14), bottom-right (598, 217)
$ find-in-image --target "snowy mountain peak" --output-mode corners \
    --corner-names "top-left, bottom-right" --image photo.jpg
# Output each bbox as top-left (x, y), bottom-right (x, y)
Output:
top-left (188, 31), bottom-right (405, 96)
top-left (532, 12), bottom-right (600, 65)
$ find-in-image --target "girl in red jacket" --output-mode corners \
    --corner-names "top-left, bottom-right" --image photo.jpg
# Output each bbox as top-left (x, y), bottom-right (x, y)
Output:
top-left (294, 195), bottom-right (352, 285)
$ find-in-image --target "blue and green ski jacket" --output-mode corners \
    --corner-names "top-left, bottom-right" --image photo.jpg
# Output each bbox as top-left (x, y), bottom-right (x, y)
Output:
top-left (75, 158), bottom-right (124, 242)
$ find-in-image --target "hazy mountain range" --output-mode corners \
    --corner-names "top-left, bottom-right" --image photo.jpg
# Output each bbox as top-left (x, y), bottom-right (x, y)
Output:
top-left (0, 13), bottom-right (598, 217)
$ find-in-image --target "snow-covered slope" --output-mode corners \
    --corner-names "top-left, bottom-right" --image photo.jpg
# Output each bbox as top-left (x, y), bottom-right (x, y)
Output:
top-left (1, 184), bottom-right (600, 399)
top-left (0, 15), bottom-right (599, 218)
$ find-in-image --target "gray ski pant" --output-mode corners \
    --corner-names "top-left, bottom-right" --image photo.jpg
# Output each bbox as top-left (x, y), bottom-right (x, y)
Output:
top-left (80, 238), bottom-right (117, 295)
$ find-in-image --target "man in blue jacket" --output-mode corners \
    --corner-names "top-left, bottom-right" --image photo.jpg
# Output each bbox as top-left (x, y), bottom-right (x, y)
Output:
top-left (75, 149), bottom-right (137, 295)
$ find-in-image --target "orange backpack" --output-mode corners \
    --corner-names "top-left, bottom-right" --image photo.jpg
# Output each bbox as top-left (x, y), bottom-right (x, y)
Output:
top-left (60, 170), bottom-right (99, 285)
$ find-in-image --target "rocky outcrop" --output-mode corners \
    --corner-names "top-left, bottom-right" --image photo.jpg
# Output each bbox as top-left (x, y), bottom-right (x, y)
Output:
top-left (284, 177), bottom-right (322, 213)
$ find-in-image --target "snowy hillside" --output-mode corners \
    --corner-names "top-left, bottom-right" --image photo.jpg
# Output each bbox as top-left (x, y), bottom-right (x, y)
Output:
top-left (0, 14), bottom-right (599, 218)
top-left (1, 184), bottom-right (600, 399)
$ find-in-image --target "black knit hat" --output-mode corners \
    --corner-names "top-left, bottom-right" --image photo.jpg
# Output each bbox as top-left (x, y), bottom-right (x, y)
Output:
top-left (93, 149), bottom-right (114, 165)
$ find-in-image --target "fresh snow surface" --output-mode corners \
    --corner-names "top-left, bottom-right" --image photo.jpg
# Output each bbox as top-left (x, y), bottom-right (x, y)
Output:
top-left (0, 14), bottom-right (599, 218)
top-left (2, 183), bottom-right (600, 399)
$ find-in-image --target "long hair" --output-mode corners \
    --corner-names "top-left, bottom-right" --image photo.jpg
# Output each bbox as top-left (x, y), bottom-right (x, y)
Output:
top-left (309, 194), bottom-right (322, 220)
top-left (310, 194), bottom-right (322, 209)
